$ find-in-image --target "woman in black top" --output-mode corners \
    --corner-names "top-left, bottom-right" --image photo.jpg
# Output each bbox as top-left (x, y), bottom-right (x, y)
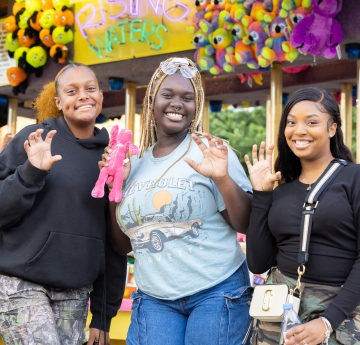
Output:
top-left (245, 87), bottom-right (360, 345)
top-left (0, 63), bottom-right (126, 345)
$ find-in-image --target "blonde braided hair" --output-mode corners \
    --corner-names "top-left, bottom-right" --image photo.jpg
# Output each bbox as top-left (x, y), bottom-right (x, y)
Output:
top-left (139, 57), bottom-right (204, 157)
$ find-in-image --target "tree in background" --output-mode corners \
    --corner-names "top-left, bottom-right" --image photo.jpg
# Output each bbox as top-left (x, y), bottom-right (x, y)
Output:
top-left (210, 106), bottom-right (266, 173)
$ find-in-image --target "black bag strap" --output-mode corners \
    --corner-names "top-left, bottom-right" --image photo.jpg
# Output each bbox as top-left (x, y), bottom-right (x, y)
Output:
top-left (297, 158), bottom-right (348, 266)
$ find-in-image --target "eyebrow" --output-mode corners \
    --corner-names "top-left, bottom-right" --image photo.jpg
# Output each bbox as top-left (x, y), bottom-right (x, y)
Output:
top-left (160, 87), bottom-right (194, 94)
top-left (287, 114), bottom-right (320, 118)
top-left (63, 80), bottom-right (97, 87)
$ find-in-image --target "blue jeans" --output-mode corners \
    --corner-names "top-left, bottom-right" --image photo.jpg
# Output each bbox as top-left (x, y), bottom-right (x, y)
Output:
top-left (127, 263), bottom-right (253, 345)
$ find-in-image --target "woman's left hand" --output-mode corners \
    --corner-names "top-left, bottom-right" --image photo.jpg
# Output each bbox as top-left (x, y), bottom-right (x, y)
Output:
top-left (284, 318), bottom-right (328, 345)
top-left (184, 133), bottom-right (228, 181)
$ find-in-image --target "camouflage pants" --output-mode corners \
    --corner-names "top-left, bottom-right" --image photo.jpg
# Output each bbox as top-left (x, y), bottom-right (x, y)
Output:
top-left (251, 268), bottom-right (360, 345)
top-left (0, 274), bottom-right (92, 345)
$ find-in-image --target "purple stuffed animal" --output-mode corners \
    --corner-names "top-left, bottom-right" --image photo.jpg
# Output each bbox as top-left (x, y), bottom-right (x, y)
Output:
top-left (290, 0), bottom-right (343, 59)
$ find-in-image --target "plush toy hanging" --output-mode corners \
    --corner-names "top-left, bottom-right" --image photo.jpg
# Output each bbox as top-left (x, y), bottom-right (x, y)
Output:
top-left (189, 0), bottom-right (342, 73)
top-left (6, 66), bottom-right (28, 95)
top-left (5, 0), bottom-right (74, 95)
top-left (92, 126), bottom-right (140, 203)
top-left (290, 0), bottom-right (343, 59)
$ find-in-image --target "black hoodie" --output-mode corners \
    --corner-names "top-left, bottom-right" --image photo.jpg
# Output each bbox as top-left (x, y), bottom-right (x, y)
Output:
top-left (0, 116), bottom-right (127, 330)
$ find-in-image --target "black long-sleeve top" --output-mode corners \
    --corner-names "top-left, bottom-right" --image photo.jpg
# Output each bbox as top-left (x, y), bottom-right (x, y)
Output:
top-left (0, 117), bottom-right (127, 331)
top-left (246, 163), bottom-right (360, 330)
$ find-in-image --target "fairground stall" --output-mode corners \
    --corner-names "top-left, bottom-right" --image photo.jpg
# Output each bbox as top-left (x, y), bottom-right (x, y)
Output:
top-left (1, 1), bottom-right (360, 344)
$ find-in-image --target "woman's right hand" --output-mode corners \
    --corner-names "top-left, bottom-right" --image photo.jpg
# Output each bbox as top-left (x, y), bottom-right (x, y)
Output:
top-left (24, 129), bottom-right (62, 170)
top-left (98, 146), bottom-right (131, 189)
top-left (244, 142), bottom-right (281, 191)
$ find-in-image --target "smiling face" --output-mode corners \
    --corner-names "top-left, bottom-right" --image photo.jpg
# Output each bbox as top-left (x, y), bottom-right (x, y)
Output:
top-left (153, 72), bottom-right (196, 137)
top-left (284, 101), bottom-right (337, 162)
top-left (54, 66), bottom-right (103, 129)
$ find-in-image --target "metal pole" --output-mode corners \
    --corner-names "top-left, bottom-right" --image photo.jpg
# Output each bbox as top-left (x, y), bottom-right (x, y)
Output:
top-left (125, 82), bottom-right (136, 134)
top-left (340, 83), bottom-right (352, 150)
top-left (201, 73), bottom-right (209, 133)
top-left (7, 98), bottom-right (18, 135)
top-left (270, 62), bottom-right (283, 167)
top-left (356, 61), bottom-right (360, 163)
top-left (203, 101), bottom-right (210, 133)
top-left (266, 93), bottom-right (271, 148)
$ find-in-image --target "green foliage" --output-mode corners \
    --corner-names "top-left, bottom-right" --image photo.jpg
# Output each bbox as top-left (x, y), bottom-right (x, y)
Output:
top-left (209, 107), bottom-right (266, 173)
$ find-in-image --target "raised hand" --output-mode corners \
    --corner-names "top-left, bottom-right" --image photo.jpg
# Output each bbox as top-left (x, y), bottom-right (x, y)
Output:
top-left (23, 129), bottom-right (62, 171)
top-left (184, 133), bottom-right (228, 181)
top-left (244, 141), bottom-right (281, 191)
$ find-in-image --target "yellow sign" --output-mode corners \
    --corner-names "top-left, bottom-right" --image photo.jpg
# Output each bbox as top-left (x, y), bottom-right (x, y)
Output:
top-left (74, 0), bottom-right (196, 65)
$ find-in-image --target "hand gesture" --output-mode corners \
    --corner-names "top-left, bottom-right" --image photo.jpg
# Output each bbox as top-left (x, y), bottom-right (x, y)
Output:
top-left (23, 129), bottom-right (62, 171)
top-left (184, 133), bottom-right (228, 182)
top-left (244, 142), bottom-right (281, 191)
top-left (284, 318), bottom-right (329, 345)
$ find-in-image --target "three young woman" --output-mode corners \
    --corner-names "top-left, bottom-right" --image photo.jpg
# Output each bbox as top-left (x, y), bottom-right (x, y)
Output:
top-left (103, 57), bottom-right (254, 345)
top-left (245, 87), bottom-right (360, 344)
top-left (0, 63), bottom-right (127, 345)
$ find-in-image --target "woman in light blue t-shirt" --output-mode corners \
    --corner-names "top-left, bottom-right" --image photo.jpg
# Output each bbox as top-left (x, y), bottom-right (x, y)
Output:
top-left (103, 57), bottom-right (253, 345)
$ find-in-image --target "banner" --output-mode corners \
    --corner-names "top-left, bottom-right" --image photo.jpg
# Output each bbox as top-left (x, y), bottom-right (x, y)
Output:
top-left (73, 0), bottom-right (196, 65)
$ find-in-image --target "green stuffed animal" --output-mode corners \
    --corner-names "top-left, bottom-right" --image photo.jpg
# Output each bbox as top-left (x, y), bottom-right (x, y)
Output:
top-left (39, 9), bottom-right (55, 29)
top-left (52, 26), bottom-right (73, 44)
top-left (26, 46), bottom-right (47, 68)
top-left (6, 33), bottom-right (21, 57)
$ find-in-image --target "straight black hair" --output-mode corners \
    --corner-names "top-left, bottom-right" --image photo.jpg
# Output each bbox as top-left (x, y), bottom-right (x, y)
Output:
top-left (275, 86), bottom-right (353, 183)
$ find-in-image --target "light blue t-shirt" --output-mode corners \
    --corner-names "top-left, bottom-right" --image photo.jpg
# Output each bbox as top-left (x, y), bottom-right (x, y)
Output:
top-left (116, 134), bottom-right (252, 300)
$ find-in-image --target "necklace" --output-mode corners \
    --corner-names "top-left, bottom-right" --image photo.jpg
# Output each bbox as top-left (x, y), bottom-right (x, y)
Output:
top-left (306, 184), bottom-right (312, 191)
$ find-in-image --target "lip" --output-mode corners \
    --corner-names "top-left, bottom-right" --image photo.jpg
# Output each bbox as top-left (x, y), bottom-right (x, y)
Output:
top-left (165, 112), bottom-right (185, 122)
top-left (292, 139), bottom-right (313, 149)
top-left (75, 103), bottom-right (95, 111)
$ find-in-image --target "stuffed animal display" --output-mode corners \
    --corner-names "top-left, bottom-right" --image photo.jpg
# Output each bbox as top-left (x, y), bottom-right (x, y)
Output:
top-left (92, 126), bottom-right (140, 203)
top-left (5, 0), bottom-right (74, 95)
top-left (290, 0), bottom-right (343, 59)
top-left (189, 0), bottom-right (343, 75)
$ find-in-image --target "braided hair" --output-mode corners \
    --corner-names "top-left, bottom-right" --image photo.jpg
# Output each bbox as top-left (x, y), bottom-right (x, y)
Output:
top-left (139, 57), bottom-right (204, 156)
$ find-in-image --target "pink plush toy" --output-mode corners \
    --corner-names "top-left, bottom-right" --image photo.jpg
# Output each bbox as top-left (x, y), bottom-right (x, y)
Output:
top-left (290, 0), bottom-right (343, 59)
top-left (91, 126), bottom-right (140, 203)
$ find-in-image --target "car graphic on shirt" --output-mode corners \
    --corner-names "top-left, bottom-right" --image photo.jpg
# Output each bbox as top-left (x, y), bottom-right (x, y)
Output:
top-left (125, 213), bottom-right (203, 253)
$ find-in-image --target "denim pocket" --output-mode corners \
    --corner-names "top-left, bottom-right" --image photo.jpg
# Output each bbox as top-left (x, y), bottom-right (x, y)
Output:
top-left (220, 285), bottom-right (253, 345)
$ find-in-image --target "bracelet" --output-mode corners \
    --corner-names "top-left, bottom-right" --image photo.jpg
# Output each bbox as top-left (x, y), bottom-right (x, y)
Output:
top-left (320, 316), bottom-right (333, 345)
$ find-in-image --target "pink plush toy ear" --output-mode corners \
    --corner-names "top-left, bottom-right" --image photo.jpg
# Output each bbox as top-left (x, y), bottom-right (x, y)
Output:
top-left (109, 125), bottom-right (119, 148)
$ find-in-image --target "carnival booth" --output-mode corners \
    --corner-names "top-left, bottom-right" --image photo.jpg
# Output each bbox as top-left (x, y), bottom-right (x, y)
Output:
top-left (1, 0), bottom-right (360, 344)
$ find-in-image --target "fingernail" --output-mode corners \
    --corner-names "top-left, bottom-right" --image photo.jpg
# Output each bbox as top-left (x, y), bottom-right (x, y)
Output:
top-left (106, 157), bottom-right (111, 160)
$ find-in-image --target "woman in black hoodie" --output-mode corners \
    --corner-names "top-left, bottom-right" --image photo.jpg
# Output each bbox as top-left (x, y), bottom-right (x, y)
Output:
top-left (0, 63), bottom-right (127, 345)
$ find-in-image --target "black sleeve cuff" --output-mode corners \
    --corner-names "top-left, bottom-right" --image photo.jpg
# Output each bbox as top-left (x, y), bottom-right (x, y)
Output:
top-left (18, 160), bottom-right (49, 185)
top-left (322, 305), bottom-right (345, 331)
top-left (252, 190), bottom-right (274, 209)
top-left (89, 313), bottom-right (112, 332)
